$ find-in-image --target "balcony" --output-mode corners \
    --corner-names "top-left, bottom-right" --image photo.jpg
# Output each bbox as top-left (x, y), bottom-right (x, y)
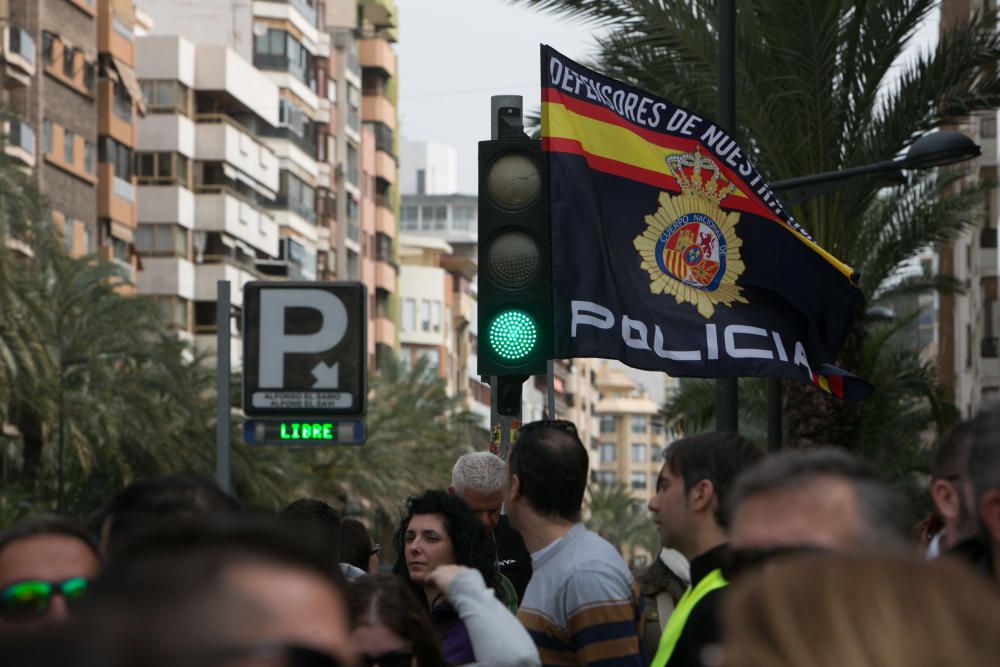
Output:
top-left (359, 38), bottom-right (395, 77)
top-left (98, 5), bottom-right (135, 63)
top-left (98, 81), bottom-right (135, 146)
top-left (375, 204), bottom-right (395, 237)
top-left (98, 164), bottom-right (136, 226)
top-left (375, 260), bottom-right (396, 292)
top-left (194, 188), bottom-right (279, 257)
top-left (4, 120), bottom-right (35, 168)
top-left (360, 0), bottom-right (399, 41)
top-left (194, 260), bottom-right (259, 304)
top-left (361, 94), bottom-right (395, 129)
top-left (375, 150), bottom-right (396, 183)
top-left (269, 209), bottom-right (319, 245)
top-left (375, 316), bottom-right (396, 347)
top-left (137, 256), bottom-right (196, 300)
top-left (2, 26), bottom-right (36, 85)
top-left (138, 185), bottom-right (195, 227)
top-left (195, 115), bottom-right (279, 194)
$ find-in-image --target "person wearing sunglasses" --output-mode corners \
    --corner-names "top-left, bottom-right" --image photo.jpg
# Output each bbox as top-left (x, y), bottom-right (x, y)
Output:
top-left (0, 516), bottom-right (101, 632)
top-left (347, 575), bottom-right (447, 667)
top-left (340, 519), bottom-right (381, 575)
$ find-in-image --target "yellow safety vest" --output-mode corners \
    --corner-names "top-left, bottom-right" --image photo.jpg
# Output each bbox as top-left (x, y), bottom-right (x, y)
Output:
top-left (650, 568), bottom-right (728, 667)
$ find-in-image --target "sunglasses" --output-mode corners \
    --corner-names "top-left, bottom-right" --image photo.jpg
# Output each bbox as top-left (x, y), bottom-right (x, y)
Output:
top-left (0, 577), bottom-right (89, 621)
top-left (370, 543), bottom-right (381, 556)
top-left (360, 651), bottom-right (414, 667)
top-left (516, 419), bottom-right (579, 438)
top-left (200, 642), bottom-right (345, 667)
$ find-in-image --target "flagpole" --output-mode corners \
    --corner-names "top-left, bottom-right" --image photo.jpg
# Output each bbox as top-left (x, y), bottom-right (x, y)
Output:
top-left (715, 0), bottom-right (739, 432)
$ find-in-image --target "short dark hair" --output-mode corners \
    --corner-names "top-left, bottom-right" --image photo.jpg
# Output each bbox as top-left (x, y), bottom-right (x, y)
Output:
top-left (509, 420), bottom-right (588, 521)
top-left (347, 575), bottom-right (447, 667)
top-left (0, 515), bottom-right (102, 563)
top-left (932, 421), bottom-right (975, 481)
top-left (664, 432), bottom-right (764, 528)
top-left (391, 490), bottom-right (496, 607)
top-left (280, 498), bottom-right (342, 562)
top-left (727, 447), bottom-right (909, 548)
top-left (339, 518), bottom-right (374, 573)
top-left (102, 473), bottom-right (242, 554)
top-left (968, 403), bottom-right (1000, 503)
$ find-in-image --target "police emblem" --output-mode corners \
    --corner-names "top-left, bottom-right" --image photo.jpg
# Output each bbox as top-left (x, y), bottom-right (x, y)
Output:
top-left (633, 147), bottom-right (748, 319)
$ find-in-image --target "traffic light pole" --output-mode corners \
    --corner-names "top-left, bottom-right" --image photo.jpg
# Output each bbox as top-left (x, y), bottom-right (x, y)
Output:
top-left (488, 95), bottom-right (525, 460)
top-left (715, 0), bottom-right (739, 432)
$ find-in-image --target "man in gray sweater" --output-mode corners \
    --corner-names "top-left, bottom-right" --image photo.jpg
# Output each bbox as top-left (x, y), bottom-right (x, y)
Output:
top-left (503, 420), bottom-right (644, 666)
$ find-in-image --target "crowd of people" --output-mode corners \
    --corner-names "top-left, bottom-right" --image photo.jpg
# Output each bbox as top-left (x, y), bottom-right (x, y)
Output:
top-left (1, 405), bottom-right (999, 667)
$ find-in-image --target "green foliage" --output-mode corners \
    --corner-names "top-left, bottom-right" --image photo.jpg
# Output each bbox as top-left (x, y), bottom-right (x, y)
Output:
top-left (584, 481), bottom-right (660, 557)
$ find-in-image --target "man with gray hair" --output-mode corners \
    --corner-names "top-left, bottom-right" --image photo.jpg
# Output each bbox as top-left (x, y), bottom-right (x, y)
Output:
top-left (727, 447), bottom-right (910, 560)
top-left (449, 451), bottom-right (532, 607)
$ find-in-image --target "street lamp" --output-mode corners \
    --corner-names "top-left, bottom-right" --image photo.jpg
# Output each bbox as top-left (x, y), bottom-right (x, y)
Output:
top-left (761, 130), bottom-right (981, 451)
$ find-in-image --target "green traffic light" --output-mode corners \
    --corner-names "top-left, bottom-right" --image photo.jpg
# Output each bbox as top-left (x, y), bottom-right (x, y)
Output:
top-left (489, 310), bottom-right (538, 361)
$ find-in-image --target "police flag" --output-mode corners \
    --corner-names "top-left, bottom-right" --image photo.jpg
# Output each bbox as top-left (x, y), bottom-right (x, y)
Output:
top-left (541, 45), bottom-right (872, 399)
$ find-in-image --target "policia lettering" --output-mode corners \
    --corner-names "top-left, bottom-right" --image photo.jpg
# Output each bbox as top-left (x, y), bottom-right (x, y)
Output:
top-left (650, 569), bottom-right (727, 667)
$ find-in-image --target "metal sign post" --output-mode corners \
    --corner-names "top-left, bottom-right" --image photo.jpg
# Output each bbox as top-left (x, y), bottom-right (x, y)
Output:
top-left (216, 280), bottom-right (231, 493)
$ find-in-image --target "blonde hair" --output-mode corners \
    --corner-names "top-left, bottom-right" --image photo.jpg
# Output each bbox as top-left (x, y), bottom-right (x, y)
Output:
top-left (723, 554), bottom-right (1000, 667)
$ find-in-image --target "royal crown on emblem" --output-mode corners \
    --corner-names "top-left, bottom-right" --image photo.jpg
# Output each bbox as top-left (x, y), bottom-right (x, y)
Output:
top-left (665, 147), bottom-right (737, 205)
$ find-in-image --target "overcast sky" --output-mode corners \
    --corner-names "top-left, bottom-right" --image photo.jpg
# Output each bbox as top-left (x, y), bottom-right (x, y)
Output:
top-left (395, 0), bottom-right (600, 194)
top-left (394, 1), bottom-right (940, 195)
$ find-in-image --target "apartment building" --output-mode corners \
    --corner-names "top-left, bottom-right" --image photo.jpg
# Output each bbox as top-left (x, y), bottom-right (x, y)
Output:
top-left (131, 0), bottom-right (398, 370)
top-left (3, 0), bottom-right (141, 275)
top-left (937, 0), bottom-right (1000, 416)
top-left (134, 35), bottom-right (281, 363)
top-left (591, 363), bottom-right (674, 505)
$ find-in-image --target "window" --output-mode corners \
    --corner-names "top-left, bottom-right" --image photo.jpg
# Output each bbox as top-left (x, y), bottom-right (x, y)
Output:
top-left (82, 224), bottom-right (93, 253)
top-left (650, 446), bottom-right (662, 463)
top-left (631, 444), bottom-right (647, 463)
top-left (43, 120), bottom-right (52, 154)
top-left (433, 205), bottom-right (447, 230)
top-left (417, 348), bottom-right (440, 374)
top-left (113, 81), bottom-right (132, 120)
top-left (599, 443), bottom-right (616, 463)
top-left (630, 472), bottom-right (647, 490)
top-left (420, 300), bottom-right (431, 332)
top-left (135, 151), bottom-right (190, 186)
top-left (416, 169), bottom-right (426, 194)
top-left (153, 296), bottom-right (190, 330)
top-left (599, 415), bottom-right (617, 433)
top-left (63, 46), bottom-right (74, 77)
top-left (278, 171), bottom-right (316, 223)
top-left (135, 224), bottom-right (189, 258)
top-left (84, 62), bottom-right (95, 92)
top-left (431, 301), bottom-right (441, 332)
top-left (631, 415), bottom-right (647, 434)
top-left (593, 471), bottom-right (616, 487)
top-left (63, 129), bottom-right (74, 163)
top-left (453, 206), bottom-right (475, 231)
top-left (327, 77), bottom-right (337, 103)
top-left (402, 298), bottom-right (416, 332)
top-left (346, 142), bottom-right (359, 186)
top-left (83, 141), bottom-right (94, 174)
top-left (111, 237), bottom-right (129, 264)
top-left (63, 218), bottom-right (74, 251)
top-left (42, 32), bottom-right (54, 65)
top-left (254, 29), bottom-right (312, 87)
top-left (140, 80), bottom-right (191, 115)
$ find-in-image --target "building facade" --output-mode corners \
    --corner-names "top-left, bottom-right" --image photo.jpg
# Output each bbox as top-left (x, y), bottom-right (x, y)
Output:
top-left (128, 0), bottom-right (398, 370)
top-left (3, 0), bottom-right (142, 276)
top-left (936, 0), bottom-right (1000, 417)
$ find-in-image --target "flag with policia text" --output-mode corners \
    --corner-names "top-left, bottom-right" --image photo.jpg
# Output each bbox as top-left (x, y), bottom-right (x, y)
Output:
top-left (540, 45), bottom-right (873, 400)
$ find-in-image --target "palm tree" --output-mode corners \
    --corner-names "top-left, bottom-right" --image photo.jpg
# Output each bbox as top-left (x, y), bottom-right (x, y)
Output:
top-left (304, 353), bottom-right (479, 545)
top-left (585, 481), bottom-right (660, 559)
top-left (514, 0), bottom-right (995, 448)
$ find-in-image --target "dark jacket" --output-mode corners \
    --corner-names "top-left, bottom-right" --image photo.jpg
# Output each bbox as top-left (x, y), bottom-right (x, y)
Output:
top-left (431, 602), bottom-right (476, 665)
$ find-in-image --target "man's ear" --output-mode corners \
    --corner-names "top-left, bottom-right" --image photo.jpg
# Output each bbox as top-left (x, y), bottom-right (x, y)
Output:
top-left (509, 473), bottom-right (522, 501)
top-left (688, 479), bottom-right (715, 514)
top-left (980, 490), bottom-right (1000, 545)
top-left (931, 479), bottom-right (959, 521)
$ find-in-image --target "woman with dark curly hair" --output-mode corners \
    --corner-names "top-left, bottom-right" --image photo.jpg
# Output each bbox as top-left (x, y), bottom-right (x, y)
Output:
top-left (391, 490), bottom-right (502, 665)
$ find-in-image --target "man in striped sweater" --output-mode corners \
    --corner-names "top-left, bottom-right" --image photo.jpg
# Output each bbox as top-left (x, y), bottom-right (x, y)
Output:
top-left (503, 420), bottom-right (644, 666)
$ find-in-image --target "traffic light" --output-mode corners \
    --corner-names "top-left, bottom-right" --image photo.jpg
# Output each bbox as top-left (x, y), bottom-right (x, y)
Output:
top-left (477, 132), bottom-right (551, 379)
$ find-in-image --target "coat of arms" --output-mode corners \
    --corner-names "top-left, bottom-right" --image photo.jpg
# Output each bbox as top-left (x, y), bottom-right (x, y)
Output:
top-left (633, 147), bottom-right (748, 319)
